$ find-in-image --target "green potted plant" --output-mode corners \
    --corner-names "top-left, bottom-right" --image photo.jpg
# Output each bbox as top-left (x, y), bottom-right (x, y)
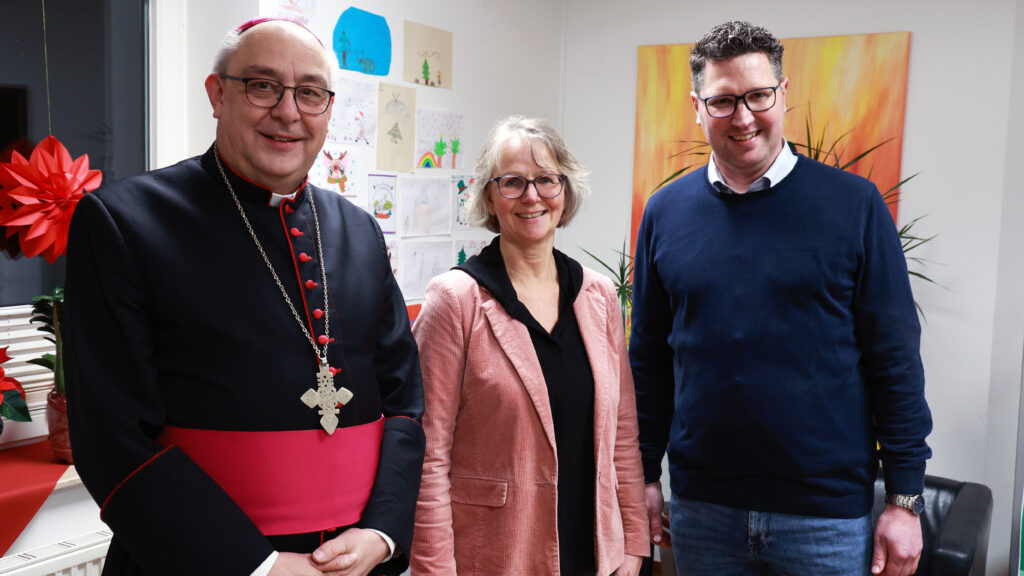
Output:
top-left (28, 286), bottom-right (71, 463)
top-left (581, 240), bottom-right (634, 341)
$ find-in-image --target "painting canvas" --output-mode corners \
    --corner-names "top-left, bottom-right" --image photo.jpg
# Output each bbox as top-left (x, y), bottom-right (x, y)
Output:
top-left (631, 32), bottom-right (910, 250)
top-left (416, 109), bottom-right (464, 169)
top-left (377, 83), bottom-right (416, 172)
top-left (403, 21), bottom-right (453, 89)
top-left (332, 7), bottom-right (391, 76)
top-left (328, 77), bottom-right (377, 147)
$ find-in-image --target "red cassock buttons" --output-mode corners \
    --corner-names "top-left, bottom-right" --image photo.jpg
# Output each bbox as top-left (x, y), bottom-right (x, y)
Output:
top-left (290, 227), bottom-right (304, 237)
top-left (284, 205), bottom-right (294, 213)
top-left (305, 280), bottom-right (318, 289)
top-left (299, 253), bottom-right (313, 263)
top-left (313, 309), bottom-right (324, 319)
top-left (318, 335), bottom-right (329, 345)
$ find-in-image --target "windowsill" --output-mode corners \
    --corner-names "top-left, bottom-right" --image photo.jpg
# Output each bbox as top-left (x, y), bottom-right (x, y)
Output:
top-left (54, 464), bottom-right (82, 491)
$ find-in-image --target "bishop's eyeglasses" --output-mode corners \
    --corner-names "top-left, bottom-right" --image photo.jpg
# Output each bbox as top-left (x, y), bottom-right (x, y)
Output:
top-left (221, 75), bottom-right (335, 115)
top-left (698, 84), bottom-right (780, 118)
top-left (489, 174), bottom-right (567, 199)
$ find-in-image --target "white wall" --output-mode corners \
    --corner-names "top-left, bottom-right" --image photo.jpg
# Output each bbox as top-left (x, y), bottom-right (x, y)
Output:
top-left (151, 0), bottom-right (1024, 572)
top-left (150, 0), bottom-right (566, 170)
top-left (559, 1), bottom-right (1022, 574)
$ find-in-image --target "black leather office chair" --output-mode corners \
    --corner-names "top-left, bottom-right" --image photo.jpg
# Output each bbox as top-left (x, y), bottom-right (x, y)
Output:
top-left (871, 473), bottom-right (993, 576)
top-left (650, 474), bottom-right (993, 576)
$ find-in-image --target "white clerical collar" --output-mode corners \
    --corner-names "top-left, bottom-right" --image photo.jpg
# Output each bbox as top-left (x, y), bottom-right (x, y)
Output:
top-left (268, 185), bottom-right (303, 207)
top-left (708, 140), bottom-right (797, 194)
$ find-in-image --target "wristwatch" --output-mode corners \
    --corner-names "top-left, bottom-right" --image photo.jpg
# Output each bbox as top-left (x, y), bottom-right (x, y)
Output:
top-left (885, 493), bottom-right (925, 515)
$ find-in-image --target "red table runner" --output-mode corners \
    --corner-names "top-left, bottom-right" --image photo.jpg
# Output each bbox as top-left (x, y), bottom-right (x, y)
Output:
top-left (0, 441), bottom-right (70, 556)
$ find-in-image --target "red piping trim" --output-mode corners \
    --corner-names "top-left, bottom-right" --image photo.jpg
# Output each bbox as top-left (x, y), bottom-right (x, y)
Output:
top-left (386, 414), bottom-right (423, 428)
top-left (280, 197), bottom-right (319, 356)
top-left (100, 445), bottom-right (175, 520)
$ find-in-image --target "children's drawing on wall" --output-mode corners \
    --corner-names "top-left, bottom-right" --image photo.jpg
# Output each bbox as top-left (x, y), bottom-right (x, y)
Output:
top-left (385, 235), bottom-right (399, 282)
top-left (401, 238), bottom-right (451, 300)
top-left (398, 176), bottom-right (451, 237)
top-left (377, 83), bottom-right (416, 172)
top-left (416, 109), bottom-right (463, 170)
top-left (310, 144), bottom-right (373, 209)
top-left (453, 238), bottom-right (491, 266)
top-left (452, 175), bottom-right (474, 230)
top-left (328, 77), bottom-right (377, 146)
top-left (368, 173), bottom-right (397, 233)
top-left (403, 21), bottom-right (453, 89)
top-left (258, 0), bottom-right (314, 25)
top-left (332, 7), bottom-right (391, 76)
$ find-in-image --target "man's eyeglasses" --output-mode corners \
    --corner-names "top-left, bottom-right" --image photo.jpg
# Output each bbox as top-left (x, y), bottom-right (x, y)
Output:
top-left (489, 174), bottom-right (566, 199)
top-left (699, 84), bottom-right (780, 118)
top-left (221, 75), bottom-right (335, 116)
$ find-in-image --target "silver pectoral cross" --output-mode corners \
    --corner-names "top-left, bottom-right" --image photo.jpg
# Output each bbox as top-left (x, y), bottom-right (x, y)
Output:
top-left (300, 360), bottom-right (354, 434)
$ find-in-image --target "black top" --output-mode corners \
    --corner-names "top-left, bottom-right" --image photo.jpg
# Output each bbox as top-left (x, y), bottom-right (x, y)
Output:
top-left (458, 236), bottom-right (597, 575)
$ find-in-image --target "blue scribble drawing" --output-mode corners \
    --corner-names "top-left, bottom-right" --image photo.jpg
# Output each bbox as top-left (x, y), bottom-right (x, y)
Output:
top-left (333, 7), bottom-right (391, 76)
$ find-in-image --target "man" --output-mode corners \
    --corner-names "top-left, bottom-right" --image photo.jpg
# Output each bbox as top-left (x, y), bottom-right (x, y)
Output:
top-left (629, 21), bottom-right (932, 576)
top-left (64, 19), bottom-right (424, 576)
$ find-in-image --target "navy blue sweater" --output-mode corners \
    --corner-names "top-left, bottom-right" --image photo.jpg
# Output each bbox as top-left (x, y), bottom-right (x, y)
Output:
top-left (629, 156), bottom-right (932, 519)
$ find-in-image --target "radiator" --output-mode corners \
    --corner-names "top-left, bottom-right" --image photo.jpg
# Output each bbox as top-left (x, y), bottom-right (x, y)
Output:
top-left (0, 530), bottom-right (110, 576)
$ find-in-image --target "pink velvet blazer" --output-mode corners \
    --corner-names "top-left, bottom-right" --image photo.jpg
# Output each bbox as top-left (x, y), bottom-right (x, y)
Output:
top-left (409, 267), bottom-right (649, 575)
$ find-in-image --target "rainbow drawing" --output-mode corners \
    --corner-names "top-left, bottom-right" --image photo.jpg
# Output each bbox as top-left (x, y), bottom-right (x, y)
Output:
top-left (418, 152), bottom-right (438, 168)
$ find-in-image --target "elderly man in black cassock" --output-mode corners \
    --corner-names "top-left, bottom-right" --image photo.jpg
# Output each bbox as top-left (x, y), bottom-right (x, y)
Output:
top-left (64, 18), bottom-right (424, 576)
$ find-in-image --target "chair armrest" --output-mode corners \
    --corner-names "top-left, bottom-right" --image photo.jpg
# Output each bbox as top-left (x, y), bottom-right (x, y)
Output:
top-left (932, 482), bottom-right (992, 576)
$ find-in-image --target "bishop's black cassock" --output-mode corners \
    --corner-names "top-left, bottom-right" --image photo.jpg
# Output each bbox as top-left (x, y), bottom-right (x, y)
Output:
top-left (64, 145), bottom-right (425, 576)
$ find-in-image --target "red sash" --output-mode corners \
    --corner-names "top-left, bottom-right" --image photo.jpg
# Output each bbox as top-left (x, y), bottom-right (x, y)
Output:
top-left (159, 416), bottom-right (383, 535)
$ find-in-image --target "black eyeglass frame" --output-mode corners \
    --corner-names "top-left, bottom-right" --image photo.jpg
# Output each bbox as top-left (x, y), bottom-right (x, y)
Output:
top-left (698, 83), bottom-right (781, 118)
top-left (221, 75), bottom-right (336, 116)
top-left (488, 174), bottom-right (568, 199)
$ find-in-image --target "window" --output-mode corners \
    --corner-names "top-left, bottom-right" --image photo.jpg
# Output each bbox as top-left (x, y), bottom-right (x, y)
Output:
top-left (0, 0), bottom-right (147, 436)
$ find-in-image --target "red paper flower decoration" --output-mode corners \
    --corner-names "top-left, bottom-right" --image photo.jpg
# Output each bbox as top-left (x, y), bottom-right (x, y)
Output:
top-left (0, 136), bottom-right (102, 264)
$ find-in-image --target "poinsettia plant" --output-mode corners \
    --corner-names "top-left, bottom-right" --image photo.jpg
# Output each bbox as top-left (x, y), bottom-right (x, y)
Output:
top-left (0, 135), bottom-right (102, 263)
top-left (0, 346), bottom-right (30, 436)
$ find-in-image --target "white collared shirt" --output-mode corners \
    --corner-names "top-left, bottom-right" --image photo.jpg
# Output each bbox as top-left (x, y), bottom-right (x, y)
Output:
top-left (708, 139), bottom-right (797, 194)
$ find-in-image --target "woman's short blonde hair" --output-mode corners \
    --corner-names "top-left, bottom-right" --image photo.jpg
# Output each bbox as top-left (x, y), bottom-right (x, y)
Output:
top-left (466, 115), bottom-right (590, 233)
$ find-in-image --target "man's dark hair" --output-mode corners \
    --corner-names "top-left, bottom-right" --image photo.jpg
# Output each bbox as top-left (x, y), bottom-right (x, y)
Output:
top-left (690, 21), bottom-right (784, 95)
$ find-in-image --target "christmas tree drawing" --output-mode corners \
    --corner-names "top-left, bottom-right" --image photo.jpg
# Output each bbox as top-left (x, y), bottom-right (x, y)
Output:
top-left (450, 137), bottom-right (460, 168)
top-left (433, 134), bottom-right (448, 167)
top-left (388, 122), bottom-right (403, 143)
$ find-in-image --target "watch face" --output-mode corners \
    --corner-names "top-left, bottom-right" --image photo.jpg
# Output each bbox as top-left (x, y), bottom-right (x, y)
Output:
top-left (912, 495), bottom-right (925, 515)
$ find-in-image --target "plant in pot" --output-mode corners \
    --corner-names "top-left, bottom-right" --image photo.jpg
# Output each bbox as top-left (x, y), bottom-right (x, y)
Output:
top-left (0, 347), bottom-right (30, 436)
top-left (28, 286), bottom-right (71, 463)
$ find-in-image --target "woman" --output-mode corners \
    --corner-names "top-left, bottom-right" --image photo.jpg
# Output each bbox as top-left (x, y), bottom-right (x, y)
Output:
top-left (410, 116), bottom-right (649, 575)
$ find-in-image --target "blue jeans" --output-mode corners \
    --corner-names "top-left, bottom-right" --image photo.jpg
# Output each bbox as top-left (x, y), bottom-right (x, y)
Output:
top-left (669, 496), bottom-right (872, 576)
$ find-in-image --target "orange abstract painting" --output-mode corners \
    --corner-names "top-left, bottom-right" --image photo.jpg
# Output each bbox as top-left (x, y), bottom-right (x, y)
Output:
top-left (631, 32), bottom-right (910, 251)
